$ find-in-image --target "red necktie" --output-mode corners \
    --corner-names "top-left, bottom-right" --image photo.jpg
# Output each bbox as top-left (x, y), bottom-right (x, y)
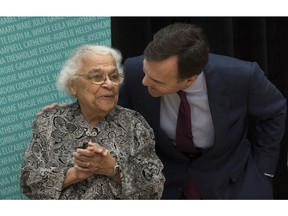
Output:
top-left (176, 90), bottom-right (201, 199)
top-left (176, 90), bottom-right (200, 157)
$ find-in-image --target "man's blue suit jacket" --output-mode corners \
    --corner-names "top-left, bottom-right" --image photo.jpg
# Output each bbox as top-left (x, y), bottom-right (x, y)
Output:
top-left (118, 53), bottom-right (287, 199)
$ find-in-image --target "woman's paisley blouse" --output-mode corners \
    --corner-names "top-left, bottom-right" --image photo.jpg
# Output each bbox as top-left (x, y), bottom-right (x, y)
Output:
top-left (20, 102), bottom-right (165, 199)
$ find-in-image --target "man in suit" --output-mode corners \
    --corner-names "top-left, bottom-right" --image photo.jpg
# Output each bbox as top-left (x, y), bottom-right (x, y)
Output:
top-left (118, 23), bottom-right (287, 199)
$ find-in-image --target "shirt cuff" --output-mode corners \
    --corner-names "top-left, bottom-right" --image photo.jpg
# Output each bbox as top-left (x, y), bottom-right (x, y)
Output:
top-left (264, 173), bottom-right (274, 178)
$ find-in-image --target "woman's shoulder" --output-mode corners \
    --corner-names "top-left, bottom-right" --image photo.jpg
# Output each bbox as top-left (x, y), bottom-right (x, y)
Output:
top-left (36, 102), bottom-right (78, 120)
top-left (113, 105), bottom-right (149, 124)
top-left (113, 105), bottom-right (144, 119)
top-left (114, 105), bottom-right (139, 116)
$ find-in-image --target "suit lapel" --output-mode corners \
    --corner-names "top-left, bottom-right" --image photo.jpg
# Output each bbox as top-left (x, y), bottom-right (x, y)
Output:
top-left (204, 67), bottom-right (230, 149)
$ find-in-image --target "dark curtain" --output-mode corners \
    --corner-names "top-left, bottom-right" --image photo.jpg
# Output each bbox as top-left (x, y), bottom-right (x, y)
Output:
top-left (111, 17), bottom-right (288, 199)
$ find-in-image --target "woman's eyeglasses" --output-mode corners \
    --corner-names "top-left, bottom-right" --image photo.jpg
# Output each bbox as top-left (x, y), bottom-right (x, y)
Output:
top-left (75, 72), bottom-right (123, 86)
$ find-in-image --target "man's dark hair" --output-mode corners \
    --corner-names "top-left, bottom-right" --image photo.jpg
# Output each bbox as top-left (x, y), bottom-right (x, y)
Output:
top-left (144, 23), bottom-right (209, 80)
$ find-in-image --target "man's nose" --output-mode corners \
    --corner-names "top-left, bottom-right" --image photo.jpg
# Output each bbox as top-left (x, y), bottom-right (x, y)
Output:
top-left (142, 74), bottom-right (149, 86)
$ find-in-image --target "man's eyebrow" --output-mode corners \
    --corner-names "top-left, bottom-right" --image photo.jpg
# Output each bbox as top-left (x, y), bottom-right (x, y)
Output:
top-left (143, 68), bottom-right (165, 84)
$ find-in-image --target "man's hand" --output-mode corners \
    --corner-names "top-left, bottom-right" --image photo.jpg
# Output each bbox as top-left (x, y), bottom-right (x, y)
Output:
top-left (36, 103), bottom-right (61, 116)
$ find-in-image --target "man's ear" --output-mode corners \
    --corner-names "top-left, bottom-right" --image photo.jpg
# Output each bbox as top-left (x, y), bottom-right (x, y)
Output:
top-left (186, 75), bottom-right (198, 86)
top-left (68, 79), bottom-right (77, 96)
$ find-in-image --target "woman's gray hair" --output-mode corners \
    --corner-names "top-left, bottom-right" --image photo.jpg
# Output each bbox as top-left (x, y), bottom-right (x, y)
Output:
top-left (56, 44), bottom-right (123, 96)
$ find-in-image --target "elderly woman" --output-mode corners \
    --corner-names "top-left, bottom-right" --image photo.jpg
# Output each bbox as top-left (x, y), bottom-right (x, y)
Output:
top-left (20, 44), bottom-right (165, 199)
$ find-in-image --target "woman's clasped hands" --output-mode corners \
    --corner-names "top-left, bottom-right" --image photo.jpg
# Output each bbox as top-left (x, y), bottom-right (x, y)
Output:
top-left (72, 142), bottom-right (119, 182)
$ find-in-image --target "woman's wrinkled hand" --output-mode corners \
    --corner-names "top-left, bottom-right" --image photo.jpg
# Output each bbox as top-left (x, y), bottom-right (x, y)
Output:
top-left (73, 142), bottom-right (116, 177)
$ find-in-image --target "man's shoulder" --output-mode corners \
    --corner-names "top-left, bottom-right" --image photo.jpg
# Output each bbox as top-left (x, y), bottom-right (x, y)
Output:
top-left (124, 55), bottom-right (144, 65)
top-left (206, 53), bottom-right (256, 74)
top-left (123, 55), bottom-right (144, 75)
top-left (208, 53), bottom-right (252, 65)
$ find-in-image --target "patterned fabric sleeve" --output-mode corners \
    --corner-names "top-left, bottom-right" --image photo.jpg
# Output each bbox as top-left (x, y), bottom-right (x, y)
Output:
top-left (20, 113), bottom-right (67, 199)
top-left (116, 111), bottom-right (165, 199)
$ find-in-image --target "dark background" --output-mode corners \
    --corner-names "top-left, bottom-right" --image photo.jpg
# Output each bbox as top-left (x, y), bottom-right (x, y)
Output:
top-left (110, 17), bottom-right (288, 199)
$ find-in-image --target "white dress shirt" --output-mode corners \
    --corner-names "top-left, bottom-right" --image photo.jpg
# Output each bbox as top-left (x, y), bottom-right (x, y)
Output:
top-left (160, 72), bottom-right (214, 149)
